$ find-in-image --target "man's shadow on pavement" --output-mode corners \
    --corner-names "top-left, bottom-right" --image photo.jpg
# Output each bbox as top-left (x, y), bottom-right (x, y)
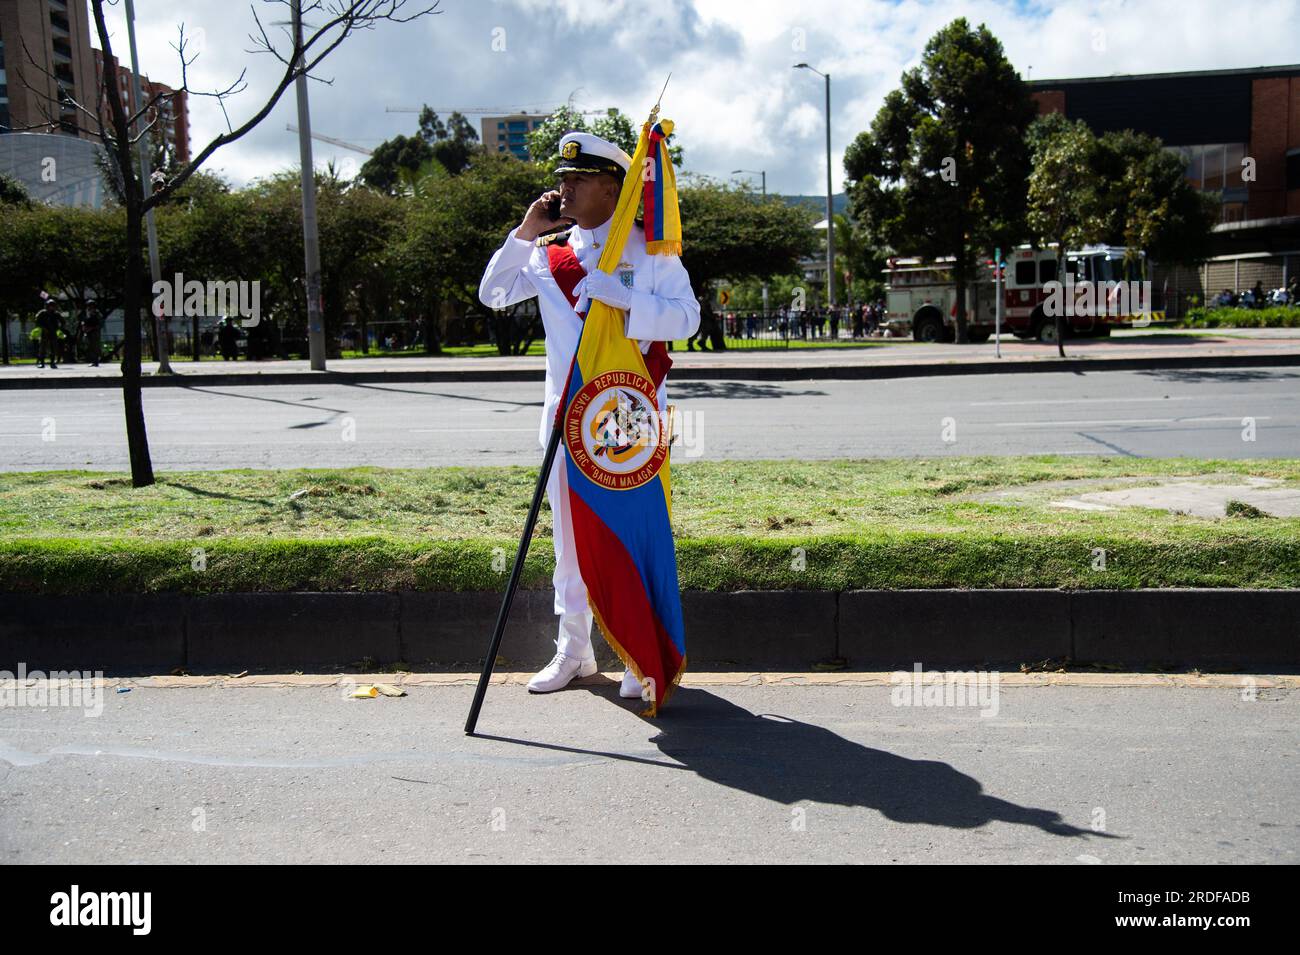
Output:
top-left (481, 686), bottom-right (1118, 841)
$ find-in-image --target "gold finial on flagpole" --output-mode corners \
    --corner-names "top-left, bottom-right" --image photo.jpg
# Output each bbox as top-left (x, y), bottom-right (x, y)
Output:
top-left (648, 73), bottom-right (672, 124)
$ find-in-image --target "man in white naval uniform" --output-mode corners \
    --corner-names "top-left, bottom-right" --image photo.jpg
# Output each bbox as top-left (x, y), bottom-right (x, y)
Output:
top-left (477, 132), bottom-right (700, 699)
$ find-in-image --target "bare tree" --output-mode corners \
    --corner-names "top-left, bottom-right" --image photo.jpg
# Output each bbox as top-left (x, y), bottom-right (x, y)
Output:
top-left (18, 0), bottom-right (440, 487)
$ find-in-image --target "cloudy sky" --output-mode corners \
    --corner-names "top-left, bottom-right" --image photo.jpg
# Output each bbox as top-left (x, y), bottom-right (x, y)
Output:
top-left (96, 0), bottom-right (1300, 195)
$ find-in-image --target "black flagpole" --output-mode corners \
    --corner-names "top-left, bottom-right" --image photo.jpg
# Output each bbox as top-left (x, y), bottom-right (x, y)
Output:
top-left (466, 209), bottom-right (589, 736)
top-left (464, 412), bottom-right (564, 735)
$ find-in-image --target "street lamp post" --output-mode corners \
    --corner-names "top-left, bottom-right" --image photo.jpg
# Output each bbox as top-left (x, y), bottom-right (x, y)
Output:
top-left (731, 168), bottom-right (769, 321)
top-left (730, 168), bottom-right (766, 196)
top-left (794, 63), bottom-right (835, 309)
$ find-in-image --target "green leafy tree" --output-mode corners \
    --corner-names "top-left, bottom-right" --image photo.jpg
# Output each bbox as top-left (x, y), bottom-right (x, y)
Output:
top-left (527, 106), bottom-right (683, 168)
top-left (417, 106), bottom-right (447, 143)
top-left (360, 134), bottom-right (439, 194)
top-left (242, 171), bottom-right (404, 356)
top-left (1024, 115), bottom-right (1216, 352)
top-left (0, 205), bottom-right (46, 362)
top-left (843, 17), bottom-right (1035, 342)
top-left (0, 204), bottom-right (127, 364)
top-left (831, 212), bottom-right (883, 307)
top-left (0, 185), bottom-right (35, 362)
top-left (677, 179), bottom-right (818, 290)
top-left (528, 106), bottom-right (602, 162)
top-left (395, 156), bottom-right (450, 199)
top-left (23, 206), bottom-right (127, 312)
top-left (1088, 129), bottom-right (1218, 267)
top-left (154, 185), bottom-right (259, 359)
top-left (1026, 112), bottom-right (1099, 354)
top-left (166, 169), bottom-right (233, 206)
top-left (363, 106), bottom-right (479, 194)
top-left (0, 173), bottom-right (31, 206)
top-left (678, 176), bottom-right (820, 345)
top-left (416, 106), bottom-right (480, 175)
top-left (396, 152), bottom-right (552, 355)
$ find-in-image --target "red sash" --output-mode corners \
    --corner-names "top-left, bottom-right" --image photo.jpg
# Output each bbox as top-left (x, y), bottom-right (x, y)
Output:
top-left (546, 241), bottom-right (672, 391)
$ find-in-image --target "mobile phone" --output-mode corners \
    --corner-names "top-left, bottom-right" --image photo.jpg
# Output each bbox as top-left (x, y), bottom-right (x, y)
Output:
top-left (546, 195), bottom-right (562, 221)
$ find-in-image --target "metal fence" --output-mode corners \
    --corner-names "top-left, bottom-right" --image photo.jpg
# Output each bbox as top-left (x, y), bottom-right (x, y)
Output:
top-left (702, 310), bottom-right (877, 349)
top-left (1, 310), bottom-right (888, 363)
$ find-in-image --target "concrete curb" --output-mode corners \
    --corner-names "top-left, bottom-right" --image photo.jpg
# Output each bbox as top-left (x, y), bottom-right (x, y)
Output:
top-left (55, 672), bottom-right (1300, 688)
top-left (3, 588), bottom-right (1296, 673)
top-left (2, 351), bottom-right (1299, 389)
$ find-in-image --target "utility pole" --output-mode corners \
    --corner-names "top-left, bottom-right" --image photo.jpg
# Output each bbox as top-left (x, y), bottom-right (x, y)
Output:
top-left (292, 0), bottom-right (327, 369)
top-left (732, 168), bottom-right (769, 319)
top-left (994, 248), bottom-right (1003, 359)
top-left (124, 0), bottom-right (171, 373)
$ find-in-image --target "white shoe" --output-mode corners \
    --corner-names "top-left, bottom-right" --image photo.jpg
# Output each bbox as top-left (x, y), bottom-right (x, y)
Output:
top-left (619, 668), bottom-right (644, 699)
top-left (527, 650), bottom-right (597, 693)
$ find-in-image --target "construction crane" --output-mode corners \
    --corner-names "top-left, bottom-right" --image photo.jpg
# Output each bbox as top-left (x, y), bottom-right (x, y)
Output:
top-left (285, 124), bottom-right (374, 156)
top-left (384, 105), bottom-right (611, 116)
top-left (387, 86), bottom-right (614, 118)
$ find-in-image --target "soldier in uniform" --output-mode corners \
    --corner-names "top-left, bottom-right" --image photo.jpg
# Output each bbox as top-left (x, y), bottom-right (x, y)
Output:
top-left (478, 132), bottom-right (700, 699)
top-left (81, 302), bottom-right (103, 367)
top-left (34, 298), bottom-right (64, 368)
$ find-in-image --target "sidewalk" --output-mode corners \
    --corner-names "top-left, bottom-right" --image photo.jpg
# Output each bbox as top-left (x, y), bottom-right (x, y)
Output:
top-left (2, 328), bottom-right (1298, 388)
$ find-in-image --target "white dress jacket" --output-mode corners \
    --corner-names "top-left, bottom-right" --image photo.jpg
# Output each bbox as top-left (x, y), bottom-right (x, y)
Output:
top-left (477, 217), bottom-right (702, 447)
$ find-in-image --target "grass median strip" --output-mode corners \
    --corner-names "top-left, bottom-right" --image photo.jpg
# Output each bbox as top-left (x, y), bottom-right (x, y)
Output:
top-left (1, 456), bottom-right (1297, 593)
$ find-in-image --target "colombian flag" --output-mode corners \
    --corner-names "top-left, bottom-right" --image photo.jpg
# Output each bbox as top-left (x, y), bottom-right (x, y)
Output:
top-left (558, 115), bottom-right (685, 717)
top-left (641, 121), bottom-right (681, 255)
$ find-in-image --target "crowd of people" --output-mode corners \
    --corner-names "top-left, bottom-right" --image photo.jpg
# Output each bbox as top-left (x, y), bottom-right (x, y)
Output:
top-left (1212, 278), bottom-right (1300, 309)
top-left (30, 298), bottom-right (103, 368)
top-left (203, 314), bottom-right (284, 361)
top-left (23, 296), bottom-right (294, 368)
top-left (715, 301), bottom-right (889, 342)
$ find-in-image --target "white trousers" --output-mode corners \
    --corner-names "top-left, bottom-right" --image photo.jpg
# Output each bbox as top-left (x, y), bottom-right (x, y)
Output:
top-left (545, 448), bottom-right (595, 661)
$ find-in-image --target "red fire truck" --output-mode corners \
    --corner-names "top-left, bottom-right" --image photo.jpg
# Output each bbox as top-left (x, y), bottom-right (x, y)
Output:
top-left (883, 244), bottom-right (1159, 343)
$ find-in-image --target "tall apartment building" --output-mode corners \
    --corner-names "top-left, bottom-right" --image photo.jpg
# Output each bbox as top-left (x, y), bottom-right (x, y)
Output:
top-left (0, 1), bottom-right (190, 162)
top-left (481, 113), bottom-right (546, 160)
top-left (93, 47), bottom-right (190, 164)
top-left (0, 0), bottom-right (98, 138)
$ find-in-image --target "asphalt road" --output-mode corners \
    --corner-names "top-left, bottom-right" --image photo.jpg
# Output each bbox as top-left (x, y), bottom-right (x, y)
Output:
top-left (1, 679), bottom-right (1295, 864)
top-left (1, 366), bottom-right (1298, 470)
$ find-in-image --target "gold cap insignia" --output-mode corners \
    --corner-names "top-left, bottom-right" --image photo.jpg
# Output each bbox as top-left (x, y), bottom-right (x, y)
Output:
top-left (560, 141), bottom-right (580, 160)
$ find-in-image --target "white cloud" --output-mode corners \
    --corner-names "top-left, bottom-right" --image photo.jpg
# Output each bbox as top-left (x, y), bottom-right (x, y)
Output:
top-left (92, 0), bottom-right (1300, 196)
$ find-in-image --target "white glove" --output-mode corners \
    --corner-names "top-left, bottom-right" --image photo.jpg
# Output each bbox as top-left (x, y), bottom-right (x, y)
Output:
top-left (573, 269), bottom-right (633, 313)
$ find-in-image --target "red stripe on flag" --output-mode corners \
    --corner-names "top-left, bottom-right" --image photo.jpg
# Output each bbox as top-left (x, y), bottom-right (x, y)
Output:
top-left (569, 482), bottom-right (684, 712)
top-left (642, 152), bottom-right (658, 244)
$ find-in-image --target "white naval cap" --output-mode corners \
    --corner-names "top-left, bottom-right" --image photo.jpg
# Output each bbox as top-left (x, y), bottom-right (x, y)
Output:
top-left (554, 131), bottom-right (632, 181)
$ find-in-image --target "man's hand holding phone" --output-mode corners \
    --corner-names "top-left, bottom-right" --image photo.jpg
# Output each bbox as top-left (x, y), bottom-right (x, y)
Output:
top-left (517, 190), bottom-right (573, 242)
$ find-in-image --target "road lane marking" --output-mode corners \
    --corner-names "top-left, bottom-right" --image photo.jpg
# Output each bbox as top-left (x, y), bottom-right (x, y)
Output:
top-left (995, 417), bottom-right (1274, 427)
top-left (970, 393), bottom-right (1295, 407)
top-left (409, 428), bottom-right (537, 433)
